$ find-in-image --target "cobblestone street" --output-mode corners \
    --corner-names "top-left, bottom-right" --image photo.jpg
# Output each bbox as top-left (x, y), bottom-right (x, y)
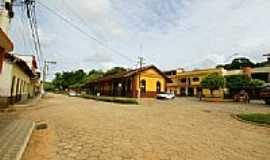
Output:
top-left (21, 94), bottom-right (270, 160)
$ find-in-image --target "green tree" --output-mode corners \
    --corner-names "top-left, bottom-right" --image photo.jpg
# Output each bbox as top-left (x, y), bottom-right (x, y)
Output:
top-left (216, 57), bottom-right (255, 70)
top-left (201, 74), bottom-right (225, 96)
top-left (248, 79), bottom-right (265, 89)
top-left (87, 69), bottom-right (104, 81)
top-left (52, 69), bottom-right (87, 90)
top-left (44, 82), bottom-right (55, 91)
top-left (226, 75), bottom-right (250, 91)
top-left (52, 72), bottom-right (64, 90)
top-left (104, 67), bottom-right (127, 76)
top-left (226, 75), bottom-right (265, 97)
top-left (50, 67), bottom-right (128, 91)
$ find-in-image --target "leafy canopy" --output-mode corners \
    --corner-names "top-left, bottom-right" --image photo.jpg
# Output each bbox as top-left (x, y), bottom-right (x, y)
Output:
top-left (216, 57), bottom-right (255, 70)
top-left (201, 74), bottom-right (225, 91)
top-left (248, 79), bottom-right (265, 89)
top-left (50, 67), bottom-right (128, 91)
top-left (226, 75), bottom-right (265, 90)
top-left (226, 75), bottom-right (250, 90)
top-left (103, 67), bottom-right (127, 76)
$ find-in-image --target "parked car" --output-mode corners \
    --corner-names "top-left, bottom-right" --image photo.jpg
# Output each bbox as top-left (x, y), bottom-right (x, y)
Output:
top-left (68, 91), bottom-right (77, 97)
top-left (259, 84), bottom-right (270, 105)
top-left (156, 92), bottom-right (175, 100)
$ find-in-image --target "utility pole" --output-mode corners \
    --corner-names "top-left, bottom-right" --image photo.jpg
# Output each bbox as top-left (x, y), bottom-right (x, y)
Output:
top-left (137, 56), bottom-right (144, 101)
top-left (42, 60), bottom-right (56, 95)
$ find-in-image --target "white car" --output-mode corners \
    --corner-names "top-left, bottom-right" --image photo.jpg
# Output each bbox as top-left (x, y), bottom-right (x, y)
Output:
top-left (68, 91), bottom-right (77, 97)
top-left (156, 92), bottom-right (175, 99)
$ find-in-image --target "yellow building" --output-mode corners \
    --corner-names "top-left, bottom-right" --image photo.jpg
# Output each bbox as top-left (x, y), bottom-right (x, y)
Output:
top-left (0, 53), bottom-right (40, 107)
top-left (165, 68), bottom-right (225, 97)
top-left (84, 65), bottom-right (169, 97)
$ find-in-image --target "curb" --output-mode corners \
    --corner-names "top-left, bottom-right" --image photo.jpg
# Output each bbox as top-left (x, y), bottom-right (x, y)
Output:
top-left (231, 114), bottom-right (270, 128)
top-left (16, 121), bottom-right (35, 160)
top-left (11, 96), bottom-right (42, 109)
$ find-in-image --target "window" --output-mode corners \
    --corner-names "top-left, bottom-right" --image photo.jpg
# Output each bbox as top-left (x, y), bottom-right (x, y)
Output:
top-left (180, 78), bottom-right (186, 83)
top-left (156, 81), bottom-right (161, 93)
top-left (193, 77), bottom-right (200, 82)
top-left (140, 80), bottom-right (146, 93)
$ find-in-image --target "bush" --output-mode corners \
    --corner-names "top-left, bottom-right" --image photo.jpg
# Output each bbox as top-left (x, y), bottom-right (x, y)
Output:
top-left (80, 94), bottom-right (138, 104)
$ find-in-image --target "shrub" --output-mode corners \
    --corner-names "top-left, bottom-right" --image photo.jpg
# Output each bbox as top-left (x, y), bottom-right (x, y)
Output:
top-left (80, 94), bottom-right (138, 104)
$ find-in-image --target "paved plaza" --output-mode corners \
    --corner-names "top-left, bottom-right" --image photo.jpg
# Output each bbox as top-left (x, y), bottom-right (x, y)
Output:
top-left (15, 94), bottom-right (270, 160)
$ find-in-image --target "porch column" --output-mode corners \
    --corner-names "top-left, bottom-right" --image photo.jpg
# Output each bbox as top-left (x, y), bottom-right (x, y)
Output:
top-left (194, 88), bottom-right (197, 96)
top-left (185, 87), bottom-right (188, 96)
top-left (111, 80), bottom-right (114, 96)
top-left (125, 79), bottom-right (128, 97)
top-left (185, 77), bottom-right (188, 96)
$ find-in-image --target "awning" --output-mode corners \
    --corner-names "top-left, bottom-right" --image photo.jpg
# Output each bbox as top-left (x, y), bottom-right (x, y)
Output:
top-left (0, 28), bottom-right (13, 52)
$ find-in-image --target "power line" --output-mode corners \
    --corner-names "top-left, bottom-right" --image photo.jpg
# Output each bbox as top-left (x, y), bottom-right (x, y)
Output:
top-left (24, 0), bottom-right (42, 67)
top-left (19, 5), bottom-right (34, 53)
top-left (32, 2), bottom-right (44, 64)
top-left (37, 1), bottom-right (135, 63)
top-left (62, 0), bottom-right (108, 43)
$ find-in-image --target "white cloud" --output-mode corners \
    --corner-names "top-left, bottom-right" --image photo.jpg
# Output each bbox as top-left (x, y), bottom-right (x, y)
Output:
top-left (9, 0), bottom-right (270, 77)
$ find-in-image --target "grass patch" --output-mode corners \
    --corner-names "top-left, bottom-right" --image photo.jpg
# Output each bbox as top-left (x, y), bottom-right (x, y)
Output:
top-left (237, 113), bottom-right (270, 125)
top-left (80, 94), bottom-right (138, 105)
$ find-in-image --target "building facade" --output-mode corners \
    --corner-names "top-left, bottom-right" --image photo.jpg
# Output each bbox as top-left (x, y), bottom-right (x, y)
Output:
top-left (0, 53), bottom-right (40, 107)
top-left (251, 67), bottom-right (270, 83)
top-left (165, 68), bottom-right (225, 97)
top-left (84, 65), bottom-right (169, 98)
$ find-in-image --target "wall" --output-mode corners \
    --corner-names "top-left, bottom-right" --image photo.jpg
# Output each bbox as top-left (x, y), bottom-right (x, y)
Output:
top-left (0, 59), bottom-right (35, 107)
top-left (135, 68), bottom-right (166, 97)
top-left (10, 63), bottom-right (32, 102)
top-left (166, 69), bottom-right (224, 96)
top-left (0, 60), bottom-right (12, 106)
top-left (202, 88), bottom-right (224, 98)
top-left (0, 4), bottom-right (10, 34)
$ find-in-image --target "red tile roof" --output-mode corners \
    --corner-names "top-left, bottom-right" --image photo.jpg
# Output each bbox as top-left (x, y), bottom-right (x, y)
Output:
top-left (85, 65), bottom-right (170, 84)
top-left (0, 28), bottom-right (13, 52)
top-left (5, 53), bottom-right (35, 78)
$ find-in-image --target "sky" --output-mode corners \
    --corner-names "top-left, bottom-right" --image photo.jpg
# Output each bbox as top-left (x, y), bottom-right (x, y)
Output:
top-left (9, 0), bottom-right (270, 79)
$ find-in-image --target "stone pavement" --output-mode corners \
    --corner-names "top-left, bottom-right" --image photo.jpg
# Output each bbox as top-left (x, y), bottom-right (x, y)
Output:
top-left (21, 94), bottom-right (270, 160)
top-left (0, 119), bottom-right (35, 160)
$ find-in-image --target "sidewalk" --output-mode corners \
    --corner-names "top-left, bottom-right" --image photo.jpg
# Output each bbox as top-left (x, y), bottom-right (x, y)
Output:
top-left (0, 119), bottom-right (35, 160)
top-left (0, 96), bottom-right (40, 160)
top-left (12, 96), bottom-right (42, 109)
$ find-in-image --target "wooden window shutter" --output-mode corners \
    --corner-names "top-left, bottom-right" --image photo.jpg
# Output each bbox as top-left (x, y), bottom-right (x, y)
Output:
top-left (0, 48), bottom-right (5, 74)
